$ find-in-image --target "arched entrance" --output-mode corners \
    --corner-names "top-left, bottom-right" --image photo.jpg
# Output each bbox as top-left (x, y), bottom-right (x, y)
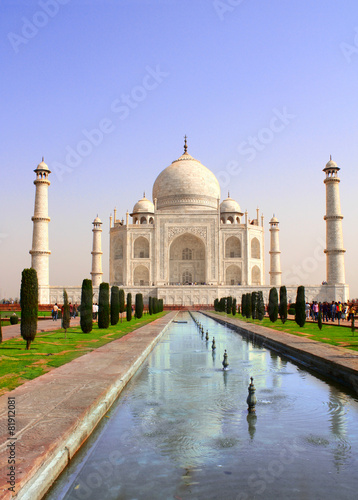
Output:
top-left (169, 233), bottom-right (206, 285)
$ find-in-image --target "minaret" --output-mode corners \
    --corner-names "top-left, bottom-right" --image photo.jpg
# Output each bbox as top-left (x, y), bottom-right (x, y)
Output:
top-left (30, 158), bottom-right (51, 303)
top-left (91, 216), bottom-right (103, 286)
top-left (323, 157), bottom-right (346, 284)
top-left (269, 215), bottom-right (281, 286)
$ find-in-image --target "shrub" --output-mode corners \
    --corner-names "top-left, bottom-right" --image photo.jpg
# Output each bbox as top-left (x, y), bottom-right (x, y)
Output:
top-left (62, 289), bottom-right (70, 335)
top-left (295, 286), bottom-right (306, 327)
top-left (241, 294), bottom-right (246, 317)
top-left (232, 298), bottom-right (237, 316)
top-left (247, 293), bottom-right (252, 318)
top-left (135, 293), bottom-right (144, 319)
top-left (158, 299), bottom-right (163, 312)
top-left (214, 298), bottom-right (219, 311)
top-left (318, 310), bottom-right (322, 330)
top-left (126, 293), bottom-right (132, 321)
top-left (148, 296), bottom-right (152, 315)
top-left (279, 286), bottom-right (288, 324)
top-left (80, 279), bottom-right (93, 333)
top-left (226, 296), bottom-right (232, 315)
top-left (20, 268), bottom-right (38, 350)
top-left (111, 286), bottom-right (120, 325)
top-left (257, 291), bottom-right (265, 320)
top-left (268, 288), bottom-right (278, 323)
top-left (288, 307), bottom-right (295, 315)
top-left (251, 292), bottom-right (258, 319)
top-left (98, 282), bottom-right (110, 329)
top-left (10, 314), bottom-right (19, 325)
top-left (119, 289), bottom-right (125, 322)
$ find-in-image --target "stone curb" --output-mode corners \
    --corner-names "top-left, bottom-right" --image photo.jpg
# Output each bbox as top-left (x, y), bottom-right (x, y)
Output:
top-left (203, 312), bottom-right (358, 394)
top-left (0, 312), bottom-right (177, 500)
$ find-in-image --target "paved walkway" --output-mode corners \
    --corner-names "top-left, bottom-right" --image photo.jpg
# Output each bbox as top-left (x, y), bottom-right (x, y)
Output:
top-left (1, 317), bottom-right (81, 341)
top-left (0, 311), bottom-right (176, 500)
top-left (204, 312), bottom-right (358, 393)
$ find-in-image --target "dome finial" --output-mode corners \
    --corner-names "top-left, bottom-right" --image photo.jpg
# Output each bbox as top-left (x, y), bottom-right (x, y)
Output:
top-left (143, 191), bottom-right (146, 198)
top-left (228, 191), bottom-right (230, 198)
top-left (330, 154), bottom-right (332, 161)
top-left (184, 135), bottom-right (188, 154)
top-left (42, 156), bottom-right (44, 162)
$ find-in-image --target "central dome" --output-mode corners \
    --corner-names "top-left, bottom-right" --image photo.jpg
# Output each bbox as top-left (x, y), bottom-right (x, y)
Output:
top-left (152, 151), bottom-right (221, 211)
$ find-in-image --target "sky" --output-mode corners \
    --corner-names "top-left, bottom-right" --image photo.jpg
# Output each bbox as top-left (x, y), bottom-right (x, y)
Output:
top-left (1, 0), bottom-right (358, 300)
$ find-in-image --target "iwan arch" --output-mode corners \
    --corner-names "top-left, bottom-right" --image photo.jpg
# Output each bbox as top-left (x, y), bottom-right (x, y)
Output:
top-left (30, 141), bottom-right (349, 306)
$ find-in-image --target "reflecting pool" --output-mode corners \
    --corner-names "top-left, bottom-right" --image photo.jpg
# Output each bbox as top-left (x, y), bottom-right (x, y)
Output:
top-left (47, 312), bottom-right (358, 500)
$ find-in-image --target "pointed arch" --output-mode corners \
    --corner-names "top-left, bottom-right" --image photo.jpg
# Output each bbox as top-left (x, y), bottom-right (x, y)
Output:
top-left (251, 237), bottom-right (260, 259)
top-left (134, 236), bottom-right (149, 258)
top-left (225, 236), bottom-right (241, 258)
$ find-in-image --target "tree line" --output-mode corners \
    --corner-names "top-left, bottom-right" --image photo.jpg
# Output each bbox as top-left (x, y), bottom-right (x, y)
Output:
top-left (214, 285), bottom-right (308, 328)
top-left (14, 269), bottom-right (163, 350)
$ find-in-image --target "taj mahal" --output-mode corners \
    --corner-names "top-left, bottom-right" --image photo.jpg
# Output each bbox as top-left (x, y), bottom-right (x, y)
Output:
top-left (30, 138), bottom-right (349, 306)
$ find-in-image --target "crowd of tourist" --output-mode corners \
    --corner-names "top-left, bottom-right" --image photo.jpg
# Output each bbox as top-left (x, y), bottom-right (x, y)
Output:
top-left (304, 301), bottom-right (356, 323)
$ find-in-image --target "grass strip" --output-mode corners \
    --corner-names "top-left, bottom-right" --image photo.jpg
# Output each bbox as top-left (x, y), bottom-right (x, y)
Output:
top-left (213, 312), bottom-right (358, 351)
top-left (0, 312), bottom-right (166, 395)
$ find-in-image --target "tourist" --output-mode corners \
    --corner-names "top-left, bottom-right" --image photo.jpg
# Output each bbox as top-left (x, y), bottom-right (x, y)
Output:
top-left (331, 301), bottom-right (336, 322)
top-left (305, 301), bottom-right (310, 319)
top-left (73, 303), bottom-right (77, 319)
top-left (92, 303), bottom-right (98, 321)
top-left (337, 302), bottom-right (342, 324)
top-left (53, 303), bottom-right (59, 321)
top-left (348, 304), bottom-right (355, 322)
top-left (69, 303), bottom-right (73, 318)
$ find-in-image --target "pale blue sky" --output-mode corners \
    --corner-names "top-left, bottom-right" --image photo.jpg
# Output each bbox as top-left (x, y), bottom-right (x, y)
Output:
top-left (1, 0), bottom-right (358, 298)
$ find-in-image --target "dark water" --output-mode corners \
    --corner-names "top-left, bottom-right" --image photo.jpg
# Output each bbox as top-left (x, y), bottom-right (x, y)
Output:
top-left (47, 312), bottom-right (358, 500)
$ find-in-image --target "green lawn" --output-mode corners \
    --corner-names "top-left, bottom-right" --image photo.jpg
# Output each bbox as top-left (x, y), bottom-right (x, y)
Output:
top-left (0, 312), bottom-right (166, 395)
top-left (213, 312), bottom-right (358, 351)
top-left (0, 311), bottom-right (53, 318)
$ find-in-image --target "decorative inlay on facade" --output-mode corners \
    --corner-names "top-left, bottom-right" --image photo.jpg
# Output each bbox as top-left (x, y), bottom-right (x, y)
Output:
top-left (168, 226), bottom-right (207, 243)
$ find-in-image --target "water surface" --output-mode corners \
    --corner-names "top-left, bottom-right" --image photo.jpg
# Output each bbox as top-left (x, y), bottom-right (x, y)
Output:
top-left (47, 312), bottom-right (358, 500)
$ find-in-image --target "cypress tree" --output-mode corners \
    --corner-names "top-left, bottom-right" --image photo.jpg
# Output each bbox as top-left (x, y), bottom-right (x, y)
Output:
top-left (126, 293), bottom-right (132, 321)
top-left (247, 294), bottom-right (252, 318)
top-left (119, 289), bottom-right (125, 322)
top-left (214, 298), bottom-right (219, 311)
top-left (241, 294), bottom-right (246, 317)
top-left (62, 289), bottom-right (70, 337)
top-left (148, 296), bottom-right (153, 315)
top-left (135, 293), bottom-right (144, 319)
top-left (318, 309), bottom-right (322, 330)
top-left (257, 291), bottom-right (265, 320)
top-left (111, 286), bottom-right (120, 325)
top-left (98, 282), bottom-right (110, 329)
top-left (250, 292), bottom-right (255, 319)
top-left (268, 288), bottom-right (278, 322)
top-left (153, 298), bottom-right (158, 314)
top-left (251, 292), bottom-right (256, 319)
top-left (232, 298), bottom-right (237, 316)
top-left (279, 285), bottom-right (288, 324)
top-left (159, 298), bottom-right (163, 312)
top-left (20, 268), bottom-right (38, 350)
top-left (226, 296), bottom-right (232, 314)
top-left (80, 279), bottom-right (93, 333)
top-left (295, 286), bottom-right (306, 327)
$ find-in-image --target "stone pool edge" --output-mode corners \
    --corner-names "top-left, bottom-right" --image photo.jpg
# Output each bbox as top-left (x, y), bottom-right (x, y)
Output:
top-left (0, 311), bottom-right (177, 500)
top-left (203, 312), bottom-right (358, 394)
